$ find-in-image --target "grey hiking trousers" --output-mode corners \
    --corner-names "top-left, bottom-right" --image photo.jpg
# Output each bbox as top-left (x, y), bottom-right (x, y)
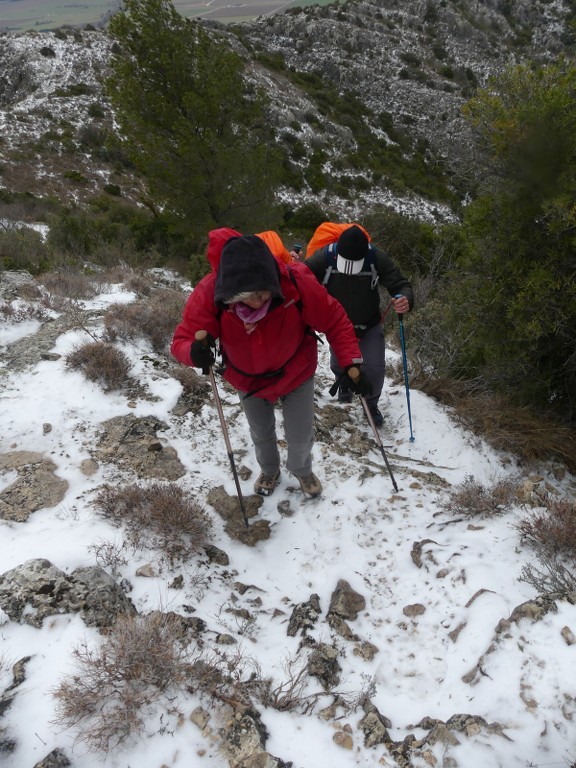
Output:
top-left (239, 375), bottom-right (315, 478)
top-left (330, 323), bottom-right (385, 410)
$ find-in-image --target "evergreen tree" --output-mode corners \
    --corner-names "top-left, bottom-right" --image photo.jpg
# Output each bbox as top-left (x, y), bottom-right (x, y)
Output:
top-left (450, 60), bottom-right (576, 420)
top-left (106, 0), bottom-right (283, 239)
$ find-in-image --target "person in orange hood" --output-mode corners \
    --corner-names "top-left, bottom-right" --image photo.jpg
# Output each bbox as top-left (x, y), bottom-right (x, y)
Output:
top-left (171, 230), bottom-right (371, 498)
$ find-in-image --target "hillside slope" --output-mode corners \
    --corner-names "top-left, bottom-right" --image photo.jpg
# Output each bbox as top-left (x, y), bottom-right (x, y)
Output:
top-left (0, 0), bottom-right (574, 219)
top-left (1, 267), bottom-right (575, 767)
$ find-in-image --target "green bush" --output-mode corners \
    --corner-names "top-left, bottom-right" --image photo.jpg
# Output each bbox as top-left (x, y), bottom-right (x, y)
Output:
top-left (0, 228), bottom-right (51, 273)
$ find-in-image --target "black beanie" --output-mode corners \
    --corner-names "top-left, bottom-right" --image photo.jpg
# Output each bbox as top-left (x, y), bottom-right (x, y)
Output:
top-left (214, 235), bottom-right (283, 305)
top-left (337, 225), bottom-right (369, 261)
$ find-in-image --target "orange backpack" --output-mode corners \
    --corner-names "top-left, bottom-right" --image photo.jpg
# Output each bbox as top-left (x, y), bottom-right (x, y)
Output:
top-left (256, 230), bottom-right (293, 265)
top-left (306, 222), bottom-right (371, 259)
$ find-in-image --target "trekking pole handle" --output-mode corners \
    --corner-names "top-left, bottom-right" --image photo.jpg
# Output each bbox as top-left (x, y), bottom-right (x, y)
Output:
top-left (394, 293), bottom-right (405, 320)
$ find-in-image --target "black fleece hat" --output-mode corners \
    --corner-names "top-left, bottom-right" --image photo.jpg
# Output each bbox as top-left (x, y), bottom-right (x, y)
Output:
top-left (214, 235), bottom-right (283, 305)
top-left (336, 225), bottom-right (370, 275)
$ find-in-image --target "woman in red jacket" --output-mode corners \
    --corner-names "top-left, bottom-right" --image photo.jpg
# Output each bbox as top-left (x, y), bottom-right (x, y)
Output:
top-left (171, 232), bottom-right (370, 498)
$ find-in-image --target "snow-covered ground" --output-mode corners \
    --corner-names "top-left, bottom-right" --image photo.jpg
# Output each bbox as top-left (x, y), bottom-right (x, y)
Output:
top-left (0, 273), bottom-right (575, 767)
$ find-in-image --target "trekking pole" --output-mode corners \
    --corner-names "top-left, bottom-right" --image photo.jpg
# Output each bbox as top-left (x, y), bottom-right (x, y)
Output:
top-left (395, 296), bottom-right (415, 443)
top-left (329, 374), bottom-right (398, 492)
top-left (195, 331), bottom-right (249, 529)
top-left (360, 395), bottom-right (399, 492)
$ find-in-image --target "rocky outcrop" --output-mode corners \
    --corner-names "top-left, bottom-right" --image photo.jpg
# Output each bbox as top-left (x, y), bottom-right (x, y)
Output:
top-left (92, 414), bottom-right (186, 480)
top-left (0, 558), bottom-right (136, 628)
top-left (0, 451), bottom-right (68, 522)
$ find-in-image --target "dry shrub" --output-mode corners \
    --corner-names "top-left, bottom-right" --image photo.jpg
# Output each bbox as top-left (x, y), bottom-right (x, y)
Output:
top-left (415, 375), bottom-right (576, 472)
top-left (0, 299), bottom-right (49, 323)
top-left (517, 499), bottom-right (576, 557)
top-left (170, 364), bottom-right (209, 411)
top-left (122, 272), bottom-right (158, 297)
top-left (189, 646), bottom-right (375, 717)
top-left (52, 612), bottom-right (193, 751)
top-left (171, 365), bottom-right (205, 393)
top-left (39, 271), bottom-right (105, 299)
top-left (87, 538), bottom-right (129, 576)
top-left (94, 482), bottom-right (213, 561)
top-left (518, 551), bottom-right (576, 598)
top-left (65, 340), bottom-right (131, 391)
top-left (97, 264), bottom-right (156, 290)
top-left (14, 281), bottom-right (43, 301)
top-left (103, 288), bottom-right (186, 353)
top-left (437, 474), bottom-right (519, 518)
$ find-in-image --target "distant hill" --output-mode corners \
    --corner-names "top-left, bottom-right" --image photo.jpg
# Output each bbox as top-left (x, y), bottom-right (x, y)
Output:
top-left (0, 0), bottom-right (313, 32)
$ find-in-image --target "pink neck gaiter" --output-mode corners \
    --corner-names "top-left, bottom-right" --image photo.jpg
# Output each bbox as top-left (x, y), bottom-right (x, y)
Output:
top-left (234, 297), bottom-right (272, 324)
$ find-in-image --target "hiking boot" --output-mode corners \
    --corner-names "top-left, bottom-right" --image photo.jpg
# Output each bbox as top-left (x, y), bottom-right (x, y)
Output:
top-left (367, 407), bottom-right (384, 427)
top-left (254, 469), bottom-right (280, 496)
top-left (295, 472), bottom-right (323, 498)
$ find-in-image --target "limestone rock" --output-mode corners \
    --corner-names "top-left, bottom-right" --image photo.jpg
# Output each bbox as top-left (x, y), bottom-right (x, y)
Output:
top-left (0, 558), bottom-right (136, 628)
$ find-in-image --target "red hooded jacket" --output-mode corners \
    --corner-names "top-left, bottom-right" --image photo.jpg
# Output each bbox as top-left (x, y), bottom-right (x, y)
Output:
top-left (171, 228), bottom-right (362, 401)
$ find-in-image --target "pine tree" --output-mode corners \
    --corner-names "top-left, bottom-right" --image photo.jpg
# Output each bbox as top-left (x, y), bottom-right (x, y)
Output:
top-left (106, 0), bottom-right (283, 239)
top-left (451, 60), bottom-right (576, 420)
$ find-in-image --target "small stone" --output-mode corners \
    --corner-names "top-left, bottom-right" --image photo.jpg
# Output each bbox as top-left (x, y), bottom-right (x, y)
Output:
top-left (42, 423), bottom-right (52, 434)
top-left (216, 633), bottom-right (236, 645)
top-left (561, 626), bottom-right (576, 645)
top-left (190, 706), bottom-right (211, 731)
top-left (353, 640), bottom-right (379, 661)
top-left (80, 459), bottom-right (99, 476)
top-left (277, 499), bottom-right (293, 516)
top-left (333, 731), bottom-right (353, 749)
top-left (135, 564), bottom-right (156, 577)
top-left (403, 603), bottom-right (426, 617)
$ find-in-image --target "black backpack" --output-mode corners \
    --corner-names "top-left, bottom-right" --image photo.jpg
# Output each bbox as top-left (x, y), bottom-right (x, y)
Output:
top-left (322, 243), bottom-right (379, 289)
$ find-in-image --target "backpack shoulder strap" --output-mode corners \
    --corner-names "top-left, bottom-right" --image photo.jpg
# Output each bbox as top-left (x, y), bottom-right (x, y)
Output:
top-left (322, 243), bottom-right (338, 286)
top-left (287, 266), bottom-right (303, 312)
top-left (366, 245), bottom-right (379, 288)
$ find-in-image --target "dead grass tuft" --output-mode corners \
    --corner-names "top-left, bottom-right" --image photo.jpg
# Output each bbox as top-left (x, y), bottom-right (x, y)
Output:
top-left (415, 375), bottom-right (576, 472)
top-left (65, 340), bottom-right (131, 391)
top-left (437, 474), bottom-right (520, 518)
top-left (52, 611), bottom-right (192, 751)
top-left (94, 482), bottom-right (213, 562)
top-left (103, 288), bottom-right (186, 354)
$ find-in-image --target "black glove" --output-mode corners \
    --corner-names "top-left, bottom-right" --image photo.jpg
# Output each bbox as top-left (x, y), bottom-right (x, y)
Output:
top-left (346, 366), bottom-right (373, 396)
top-left (190, 336), bottom-right (215, 374)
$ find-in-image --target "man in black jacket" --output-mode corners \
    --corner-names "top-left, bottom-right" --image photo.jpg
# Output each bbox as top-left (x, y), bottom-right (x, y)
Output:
top-left (305, 225), bottom-right (414, 427)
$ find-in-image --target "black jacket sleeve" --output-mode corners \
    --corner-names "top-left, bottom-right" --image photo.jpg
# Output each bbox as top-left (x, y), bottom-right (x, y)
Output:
top-left (303, 247), bottom-right (329, 283)
top-left (374, 247), bottom-right (415, 310)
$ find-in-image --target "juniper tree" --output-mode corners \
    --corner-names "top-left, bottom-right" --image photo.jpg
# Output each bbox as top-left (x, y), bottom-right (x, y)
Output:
top-left (106, 0), bottom-right (283, 240)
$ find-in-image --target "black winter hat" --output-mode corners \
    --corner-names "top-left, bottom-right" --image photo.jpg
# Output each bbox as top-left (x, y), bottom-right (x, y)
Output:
top-left (214, 235), bottom-right (283, 305)
top-left (336, 225), bottom-right (370, 276)
top-left (337, 225), bottom-right (369, 261)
